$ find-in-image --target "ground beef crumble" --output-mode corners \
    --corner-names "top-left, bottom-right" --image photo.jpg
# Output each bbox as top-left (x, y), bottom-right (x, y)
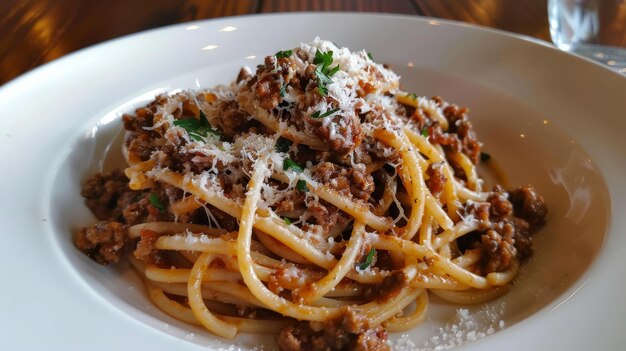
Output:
top-left (313, 112), bottom-right (365, 154)
top-left (127, 133), bottom-right (162, 162)
top-left (81, 169), bottom-right (133, 221)
top-left (206, 99), bottom-right (253, 138)
top-left (75, 221), bottom-right (128, 265)
top-left (480, 228), bottom-right (516, 274)
top-left (509, 185), bottom-right (548, 230)
top-left (121, 95), bottom-right (164, 133)
top-left (457, 185), bottom-right (546, 275)
top-left (425, 161), bottom-right (446, 196)
top-left (76, 170), bottom-right (197, 265)
top-left (275, 190), bottom-right (306, 214)
top-left (133, 228), bottom-right (166, 266)
top-left (252, 55), bottom-right (296, 110)
top-left (276, 307), bottom-right (390, 351)
top-left (311, 162), bottom-right (375, 202)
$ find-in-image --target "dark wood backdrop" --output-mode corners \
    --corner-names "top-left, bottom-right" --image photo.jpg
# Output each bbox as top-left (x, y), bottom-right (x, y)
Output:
top-left (1, 0), bottom-right (622, 85)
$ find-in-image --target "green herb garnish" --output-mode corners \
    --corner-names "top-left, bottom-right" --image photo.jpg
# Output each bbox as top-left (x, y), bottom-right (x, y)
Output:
top-left (173, 111), bottom-right (220, 142)
top-left (358, 248), bottom-right (376, 270)
top-left (296, 179), bottom-right (309, 192)
top-left (407, 93), bottom-right (417, 99)
top-left (480, 152), bottom-right (491, 162)
top-left (283, 158), bottom-right (304, 172)
top-left (149, 193), bottom-right (166, 213)
top-left (275, 138), bottom-right (293, 153)
top-left (314, 49), bottom-right (336, 72)
top-left (280, 84), bottom-right (287, 97)
top-left (284, 217), bottom-right (292, 225)
top-left (313, 49), bottom-right (340, 96)
top-left (276, 50), bottom-right (293, 59)
top-left (311, 108), bottom-right (340, 119)
top-left (421, 127), bottom-right (429, 137)
top-left (315, 71), bottom-right (332, 95)
top-left (367, 52), bottom-right (374, 61)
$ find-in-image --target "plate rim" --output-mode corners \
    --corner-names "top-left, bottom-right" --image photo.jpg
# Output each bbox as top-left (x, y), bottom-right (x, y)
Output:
top-left (2, 11), bottom-right (624, 92)
top-left (1, 12), bottom-right (625, 351)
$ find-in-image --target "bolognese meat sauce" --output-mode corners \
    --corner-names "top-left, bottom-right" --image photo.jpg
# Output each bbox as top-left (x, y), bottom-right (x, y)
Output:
top-left (74, 38), bottom-right (547, 350)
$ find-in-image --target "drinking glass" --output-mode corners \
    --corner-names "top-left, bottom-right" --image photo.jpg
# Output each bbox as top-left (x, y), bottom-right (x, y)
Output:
top-left (548, 0), bottom-right (626, 73)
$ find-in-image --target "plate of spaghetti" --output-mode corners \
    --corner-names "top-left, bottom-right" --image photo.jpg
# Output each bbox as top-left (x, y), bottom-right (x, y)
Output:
top-left (1, 13), bottom-right (624, 351)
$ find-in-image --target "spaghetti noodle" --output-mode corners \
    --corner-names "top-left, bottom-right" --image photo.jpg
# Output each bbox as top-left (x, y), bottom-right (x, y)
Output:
top-left (75, 38), bottom-right (547, 350)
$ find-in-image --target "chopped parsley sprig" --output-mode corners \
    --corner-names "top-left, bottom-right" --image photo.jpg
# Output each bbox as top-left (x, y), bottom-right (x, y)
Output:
top-left (149, 193), bottom-right (166, 213)
top-left (280, 149), bottom-right (309, 191)
top-left (358, 248), bottom-right (376, 270)
top-left (275, 138), bottom-right (293, 153)
top-left (283, 158), bottom-right (304, 172)
top-left (313, 49), bottom-right (340, 96)
top-left (173, 111), bottom-right (220, 142)
top-left (276, 49), bottom-right (293, 59)
top-left (311, 108), bottom-right (340, 119)
top-left (296, 179), bottom-right (309, 192)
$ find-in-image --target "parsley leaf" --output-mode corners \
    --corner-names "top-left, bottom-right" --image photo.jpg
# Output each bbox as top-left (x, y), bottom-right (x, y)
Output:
top-left (280, 84), bottom-right (287, 97)
top-left (480, 152), bottom-right (491, 162)
top-left (421, 127), bottom-right (429, 137)
top-left (311, 108), bottom-right (340, 119)
top-left (367, 52), bottom-right (374, 61)
top-left (313, 49), bottom-right (340, 96)
top-left (149, 193), bottom-right (166, 213)
top-left (276, 50), bottom-right (293, 58)
top-left (173, 110), bottom-right (220, 142)
top-left (315, 66), bottom-right (333, 95)
top-left (283, 158), bottom-right (304, 172)
top-left (275, 138), bottom-right (292, 153)
top-left (358, 248), bottom-right (376, 270)
top-left (296, 179), bottom-right (309, 192)
top-left (407, 93), bottom-right (417, 99)
top-left (172, 118), bottom-right (199, 130)
top-left (284, 217), bottom-right (292, 225)
top-left (327, 65), bottom-right (340, 76)
top-left (313, 49), bottom-right (334, 69)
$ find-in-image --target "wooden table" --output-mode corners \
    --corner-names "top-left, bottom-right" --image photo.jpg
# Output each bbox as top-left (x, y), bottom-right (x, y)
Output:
top-left (0, 0), bottom-right (592, 85)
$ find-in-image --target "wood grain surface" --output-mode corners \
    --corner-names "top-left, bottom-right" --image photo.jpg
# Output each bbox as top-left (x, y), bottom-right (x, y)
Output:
top-left (1, 0), bottom-right (623, 85)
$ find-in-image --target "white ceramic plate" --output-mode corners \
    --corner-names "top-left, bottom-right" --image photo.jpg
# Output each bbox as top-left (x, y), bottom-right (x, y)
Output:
top-left (1, 13), bottom-right (625, 350)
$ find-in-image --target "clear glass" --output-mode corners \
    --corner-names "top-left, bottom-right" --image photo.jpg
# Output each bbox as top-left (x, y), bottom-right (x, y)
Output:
top-left (548, 0), bottom-right (626, 73)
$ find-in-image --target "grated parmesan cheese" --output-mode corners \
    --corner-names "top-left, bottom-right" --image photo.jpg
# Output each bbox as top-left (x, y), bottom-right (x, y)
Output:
top-left (391, 303), bottom-right (507, 351)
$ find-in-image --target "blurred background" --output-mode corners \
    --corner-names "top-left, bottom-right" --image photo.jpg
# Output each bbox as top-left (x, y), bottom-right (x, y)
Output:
top-left (1, 0), bottom-right (624, 85)
top-left (0, 0), bottom-right (552, 85)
